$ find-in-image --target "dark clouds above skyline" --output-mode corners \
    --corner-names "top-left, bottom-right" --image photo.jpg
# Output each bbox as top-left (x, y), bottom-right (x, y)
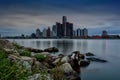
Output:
top-left (0, 0), bottom-right (120, 36)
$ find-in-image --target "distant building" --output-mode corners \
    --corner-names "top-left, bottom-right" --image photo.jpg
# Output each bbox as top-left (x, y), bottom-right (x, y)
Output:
top-left (83, 28), bottom-right (88, 37)
top-left (77, 28), bottom-right (81, 36)
top-left (80, 29), bottom-right (84, 36)
top-left (42, 28), bottom-right (47, 38)
top-left (50, 16), bottom-right (76, 38)
top-left (52, 25), bottom-right (57, 37)
top-left (102, 30), bottom-right (108, 38)
top-left (56, 22), bottom-right (62, 37)
top-left (102, 30), bottom-right (108, 36)
top-left (47, 27), bottom-right (51, 37)
top-left (36, 28), bottom-right (41, 38)
top-left (66, 22), bottom-right (73, 37)
top-left (74, 30), bottom-right (78, 37)
top-left (73, 30), bottom-right (75, 37)
top-left (31, 33), bottom-right (36, 38)
top-left (73, 28), bottom-right (88, 38)
top-left (62, 16), bottom-right (67, 36)
top-left (51, 30), bottom-right (57, 37)
top-left (33, 16), bottom-right (89, 38)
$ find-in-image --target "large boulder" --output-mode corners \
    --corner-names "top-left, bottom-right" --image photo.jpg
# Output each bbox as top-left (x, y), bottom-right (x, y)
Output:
top-left (79, 60), bottom-right (90, 67)
top-left (52, 63), bottom-right (75, 74)
top-left (19, 56), bottom-right (35, 70)
top-left (44, 47), bottom-right (59, 53)
top-left (72, 51), bottom-right (85, 59)
top-left (52, 56), bottom-right (70, 65)
top-left (8, 55), bottom-right (33, 71)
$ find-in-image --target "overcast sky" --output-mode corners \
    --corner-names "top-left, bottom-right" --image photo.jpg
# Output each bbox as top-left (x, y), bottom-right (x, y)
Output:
top-left (0, 0), bottom-right (120, 36)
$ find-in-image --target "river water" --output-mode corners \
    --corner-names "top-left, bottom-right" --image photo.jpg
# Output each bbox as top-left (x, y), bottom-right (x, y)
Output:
top-left (9, 39), bottom-right (120, 80)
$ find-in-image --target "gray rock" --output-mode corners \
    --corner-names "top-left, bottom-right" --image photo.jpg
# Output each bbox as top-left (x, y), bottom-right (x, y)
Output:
top-left (86, 52), bottom-right (95, 56)
top-left (86, 57), bottom-right (107, 62)
top-left (79, 60), bottom-right (90, 67)
top-left (44, 47), bottom-right (59, 52)
top-left (28, 73), bottom-right (49, 80)
top-left (28, 73), bottom-right (41, 80)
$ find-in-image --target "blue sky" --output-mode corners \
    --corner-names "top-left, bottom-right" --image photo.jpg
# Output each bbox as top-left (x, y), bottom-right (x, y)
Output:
top-left (0, 0), bottom-right (120, 36)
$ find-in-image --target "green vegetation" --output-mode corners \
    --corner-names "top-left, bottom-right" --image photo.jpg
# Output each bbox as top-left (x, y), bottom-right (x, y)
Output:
top-left (0, 48), bottom-right (8, 59)
top-left (0, 41), bottom-right (64, 80)
top-left (35, 54), bottom-right (47, 62)
top-left (0, 48), bottom-right (31, 80)
top-left (18, 49), bottom-right (31, 57)
top-left (40, 68), bottom-right (48, 80)
top-left (51, 66), bottom-right (64, 80)
top-left (50, 58), bottom-right (64, 80)
top-left (12, 42), bottom-right (23, 49)
top-left (13, 42), bottom-right (31, 57)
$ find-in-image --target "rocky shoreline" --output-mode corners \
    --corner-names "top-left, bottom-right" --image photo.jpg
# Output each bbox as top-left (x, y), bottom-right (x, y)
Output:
top-left (0, 39), bottom-right (107, 80)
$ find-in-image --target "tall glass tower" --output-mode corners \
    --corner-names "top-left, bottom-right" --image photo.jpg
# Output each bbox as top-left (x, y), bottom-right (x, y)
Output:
top-left (62, 16), bottom-right (67, 37)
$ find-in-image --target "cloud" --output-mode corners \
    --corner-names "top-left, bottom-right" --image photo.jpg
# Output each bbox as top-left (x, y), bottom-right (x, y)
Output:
top-left (0, 0), bottom-right (120, 36)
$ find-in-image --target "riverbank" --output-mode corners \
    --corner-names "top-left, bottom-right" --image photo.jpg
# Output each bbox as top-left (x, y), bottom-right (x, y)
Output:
top-left (0, 39), bottom-right (108, 80)
top-left (0, 39), bottom-right (82, 80)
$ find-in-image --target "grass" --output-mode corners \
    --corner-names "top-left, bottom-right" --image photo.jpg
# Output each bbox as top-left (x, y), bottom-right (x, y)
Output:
top-left (18, 49), bottom-right (31, 57)
top-left (0, 42), bottom-right (65, 80)
top-left (35, 54), bottom-right (47, 62)
top-left (40, 68), bottom-right (48, 80)
top-left (0, 48), bottom-right (31, 80)
top-left (51, 66), bottom-right (64, 80)
top-left (13, 42), bottom-right (31, 57)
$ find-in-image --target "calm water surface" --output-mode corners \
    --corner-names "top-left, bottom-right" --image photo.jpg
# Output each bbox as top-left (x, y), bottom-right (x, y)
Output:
top-left (9, 39), bottom-right (120, 80)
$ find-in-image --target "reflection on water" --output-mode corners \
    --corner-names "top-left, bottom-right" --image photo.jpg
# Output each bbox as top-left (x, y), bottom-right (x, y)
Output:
top-left (9, 39), bottom-right (120, 80)
top-left (11, 39), bottom-right (115, 56)
top-left (101, 40), bottom-right (106, 56)
top-left (10, 39), bottom-right (120, 57)
top-left (54, 40), bottom-right (74, 55)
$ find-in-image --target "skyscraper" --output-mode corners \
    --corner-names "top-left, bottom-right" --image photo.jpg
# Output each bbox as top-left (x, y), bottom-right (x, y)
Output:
top-left (83, 28), bottom-right (88, 37)
top-left (52, 25), bottom-right (57, 37)
top-left (36, 28), bottom-right (41, 38)
top-left (66, 22), bottom-right (73, 37)
top-left (77, 28), bottom-right (81, 36)
top-left (75, 28), bottom-right (88, 37)
top-left (31, 33), bottom-right (36, 38)
top-left (56, 22), bottom-right (62, 37)
top-left (47, 27), bottom-right (51, 37)
top-left (62, 16), bottom-right (67, 36)
top-left (42, 28), bottom-right (47, 38)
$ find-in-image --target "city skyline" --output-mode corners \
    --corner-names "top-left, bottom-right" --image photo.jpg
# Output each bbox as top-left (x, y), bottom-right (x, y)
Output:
top-left (0, 0), bottom-right (120, 36)
top-left (1, 16), bottom-right (119, 39)
top-left (33, 16), bottom-right (88, 38)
